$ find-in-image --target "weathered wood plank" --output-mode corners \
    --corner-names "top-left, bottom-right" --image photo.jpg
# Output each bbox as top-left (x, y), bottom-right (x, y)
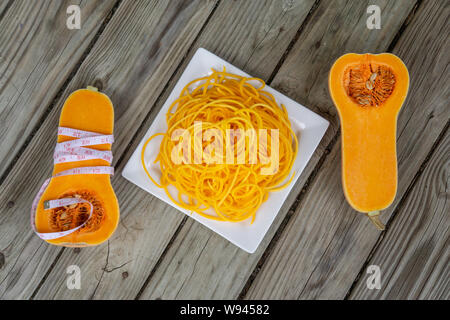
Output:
top-left (32, 0), bottom-right (319, 300)
top-left (137, 0), bottom-right (418, 299)
top-left (0, 0), bottom-right (118, 178)
top-left (245, 0), bottom-right (449, 299)
top-left (0, 0), bottom-right (217, 299)
top-left (349, 128), bottom-right (449, 299)
top-left (0, 0), bottom-right (13, 21)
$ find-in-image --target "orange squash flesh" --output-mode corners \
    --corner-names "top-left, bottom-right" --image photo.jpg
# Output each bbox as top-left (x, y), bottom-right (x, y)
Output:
top-left (329, 53), bottom-right (409, 229)
top-left (35, 87), bottom-right (120, 246)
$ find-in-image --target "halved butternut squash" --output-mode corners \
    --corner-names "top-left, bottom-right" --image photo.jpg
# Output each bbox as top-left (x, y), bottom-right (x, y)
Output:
top-left (34, 87), bottom-right (119, 246)
top-left (329, 53), bottom-right (409, 229)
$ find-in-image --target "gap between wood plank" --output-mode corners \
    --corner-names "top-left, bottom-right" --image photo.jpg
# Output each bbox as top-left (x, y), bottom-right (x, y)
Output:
top-left (121, 0), bottom-right (225, 300)
top-left (238, 131), bottom-right (339, 299)
top-left (0, 0), bottom-right (123, 188)
top-left (0, 0), bottom-right (13, 23)
top-left (22, 0), bottom-right (421, 300)
top-left (133, 0), bottom-right (325, 299)
top-left (135, 216), bottom-right (189, 300)
top-left (28, 0), bottom-right (221, 300)
top-left (344, 120), bottom-right (449, 299)
top-left (29, 247), bottom-right (66, 300)
top-left (342, 0), bottom-right (433, 299)
top-left (387, 0), bottom-right (423, 53)
top-left (114, 0), bottom-right (221, 170)
top-left (20, 0), bottom-right (124, 300)
top-left (266, 0), bottom-right (321, 85)
top-left (238, 0), bottom-right (423, 300)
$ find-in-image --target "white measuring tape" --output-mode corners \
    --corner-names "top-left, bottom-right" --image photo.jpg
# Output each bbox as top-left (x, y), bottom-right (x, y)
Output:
top-left (31, 127), bottom-right (114, 240)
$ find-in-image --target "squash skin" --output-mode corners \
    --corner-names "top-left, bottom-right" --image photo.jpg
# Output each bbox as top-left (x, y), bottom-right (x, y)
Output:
top-left (35, 88), bottom-right (120, 246)
top-left (329, 53), bottom-right (409, 217)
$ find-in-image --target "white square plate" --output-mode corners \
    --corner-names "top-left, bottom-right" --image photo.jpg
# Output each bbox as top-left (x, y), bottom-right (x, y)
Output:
top-left (122, 48), bottom-right (329, 253)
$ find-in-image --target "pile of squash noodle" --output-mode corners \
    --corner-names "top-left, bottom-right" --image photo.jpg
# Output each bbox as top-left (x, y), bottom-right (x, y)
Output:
top-left (142, 68), bottom-right (298, 223)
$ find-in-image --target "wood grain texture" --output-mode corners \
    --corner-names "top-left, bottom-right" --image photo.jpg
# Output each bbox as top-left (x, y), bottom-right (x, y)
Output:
top-left (0, 0), bottom-right (13, 21)
top-left (138, 0), bottom-right (417, 300)
top-left (0, 0), bottom-right (446, 301)
top-left (245, 0), bottom-right (449, 299)
top-left (349, 129), bottom-right (449, 299)
top-left (0, 0), bottom-right (117, 178)
top-left (0, 0), bottom-right (217, 299)
top-left (32, 0), bottom-right (318, 300)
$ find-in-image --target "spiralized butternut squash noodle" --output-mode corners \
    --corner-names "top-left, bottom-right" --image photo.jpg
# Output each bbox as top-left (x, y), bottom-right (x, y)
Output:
top-left (142, 68), bottom-right (298, 223)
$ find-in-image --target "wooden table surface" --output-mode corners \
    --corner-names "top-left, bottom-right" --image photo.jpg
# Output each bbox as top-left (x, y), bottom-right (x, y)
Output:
top-left (0, 0), bottom-right (448, 300)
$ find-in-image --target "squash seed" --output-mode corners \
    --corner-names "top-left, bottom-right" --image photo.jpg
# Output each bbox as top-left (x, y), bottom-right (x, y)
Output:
top-left (346, 64), bottom-right (395, 107)
top-left (358, 98), bottom-right (370, 105)
top-left (50, 190), bottom-right (105, 233)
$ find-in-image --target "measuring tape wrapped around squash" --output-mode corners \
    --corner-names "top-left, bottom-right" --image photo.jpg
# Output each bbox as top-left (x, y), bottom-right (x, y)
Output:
top-left (31, 87), bottom-right (120, 247)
